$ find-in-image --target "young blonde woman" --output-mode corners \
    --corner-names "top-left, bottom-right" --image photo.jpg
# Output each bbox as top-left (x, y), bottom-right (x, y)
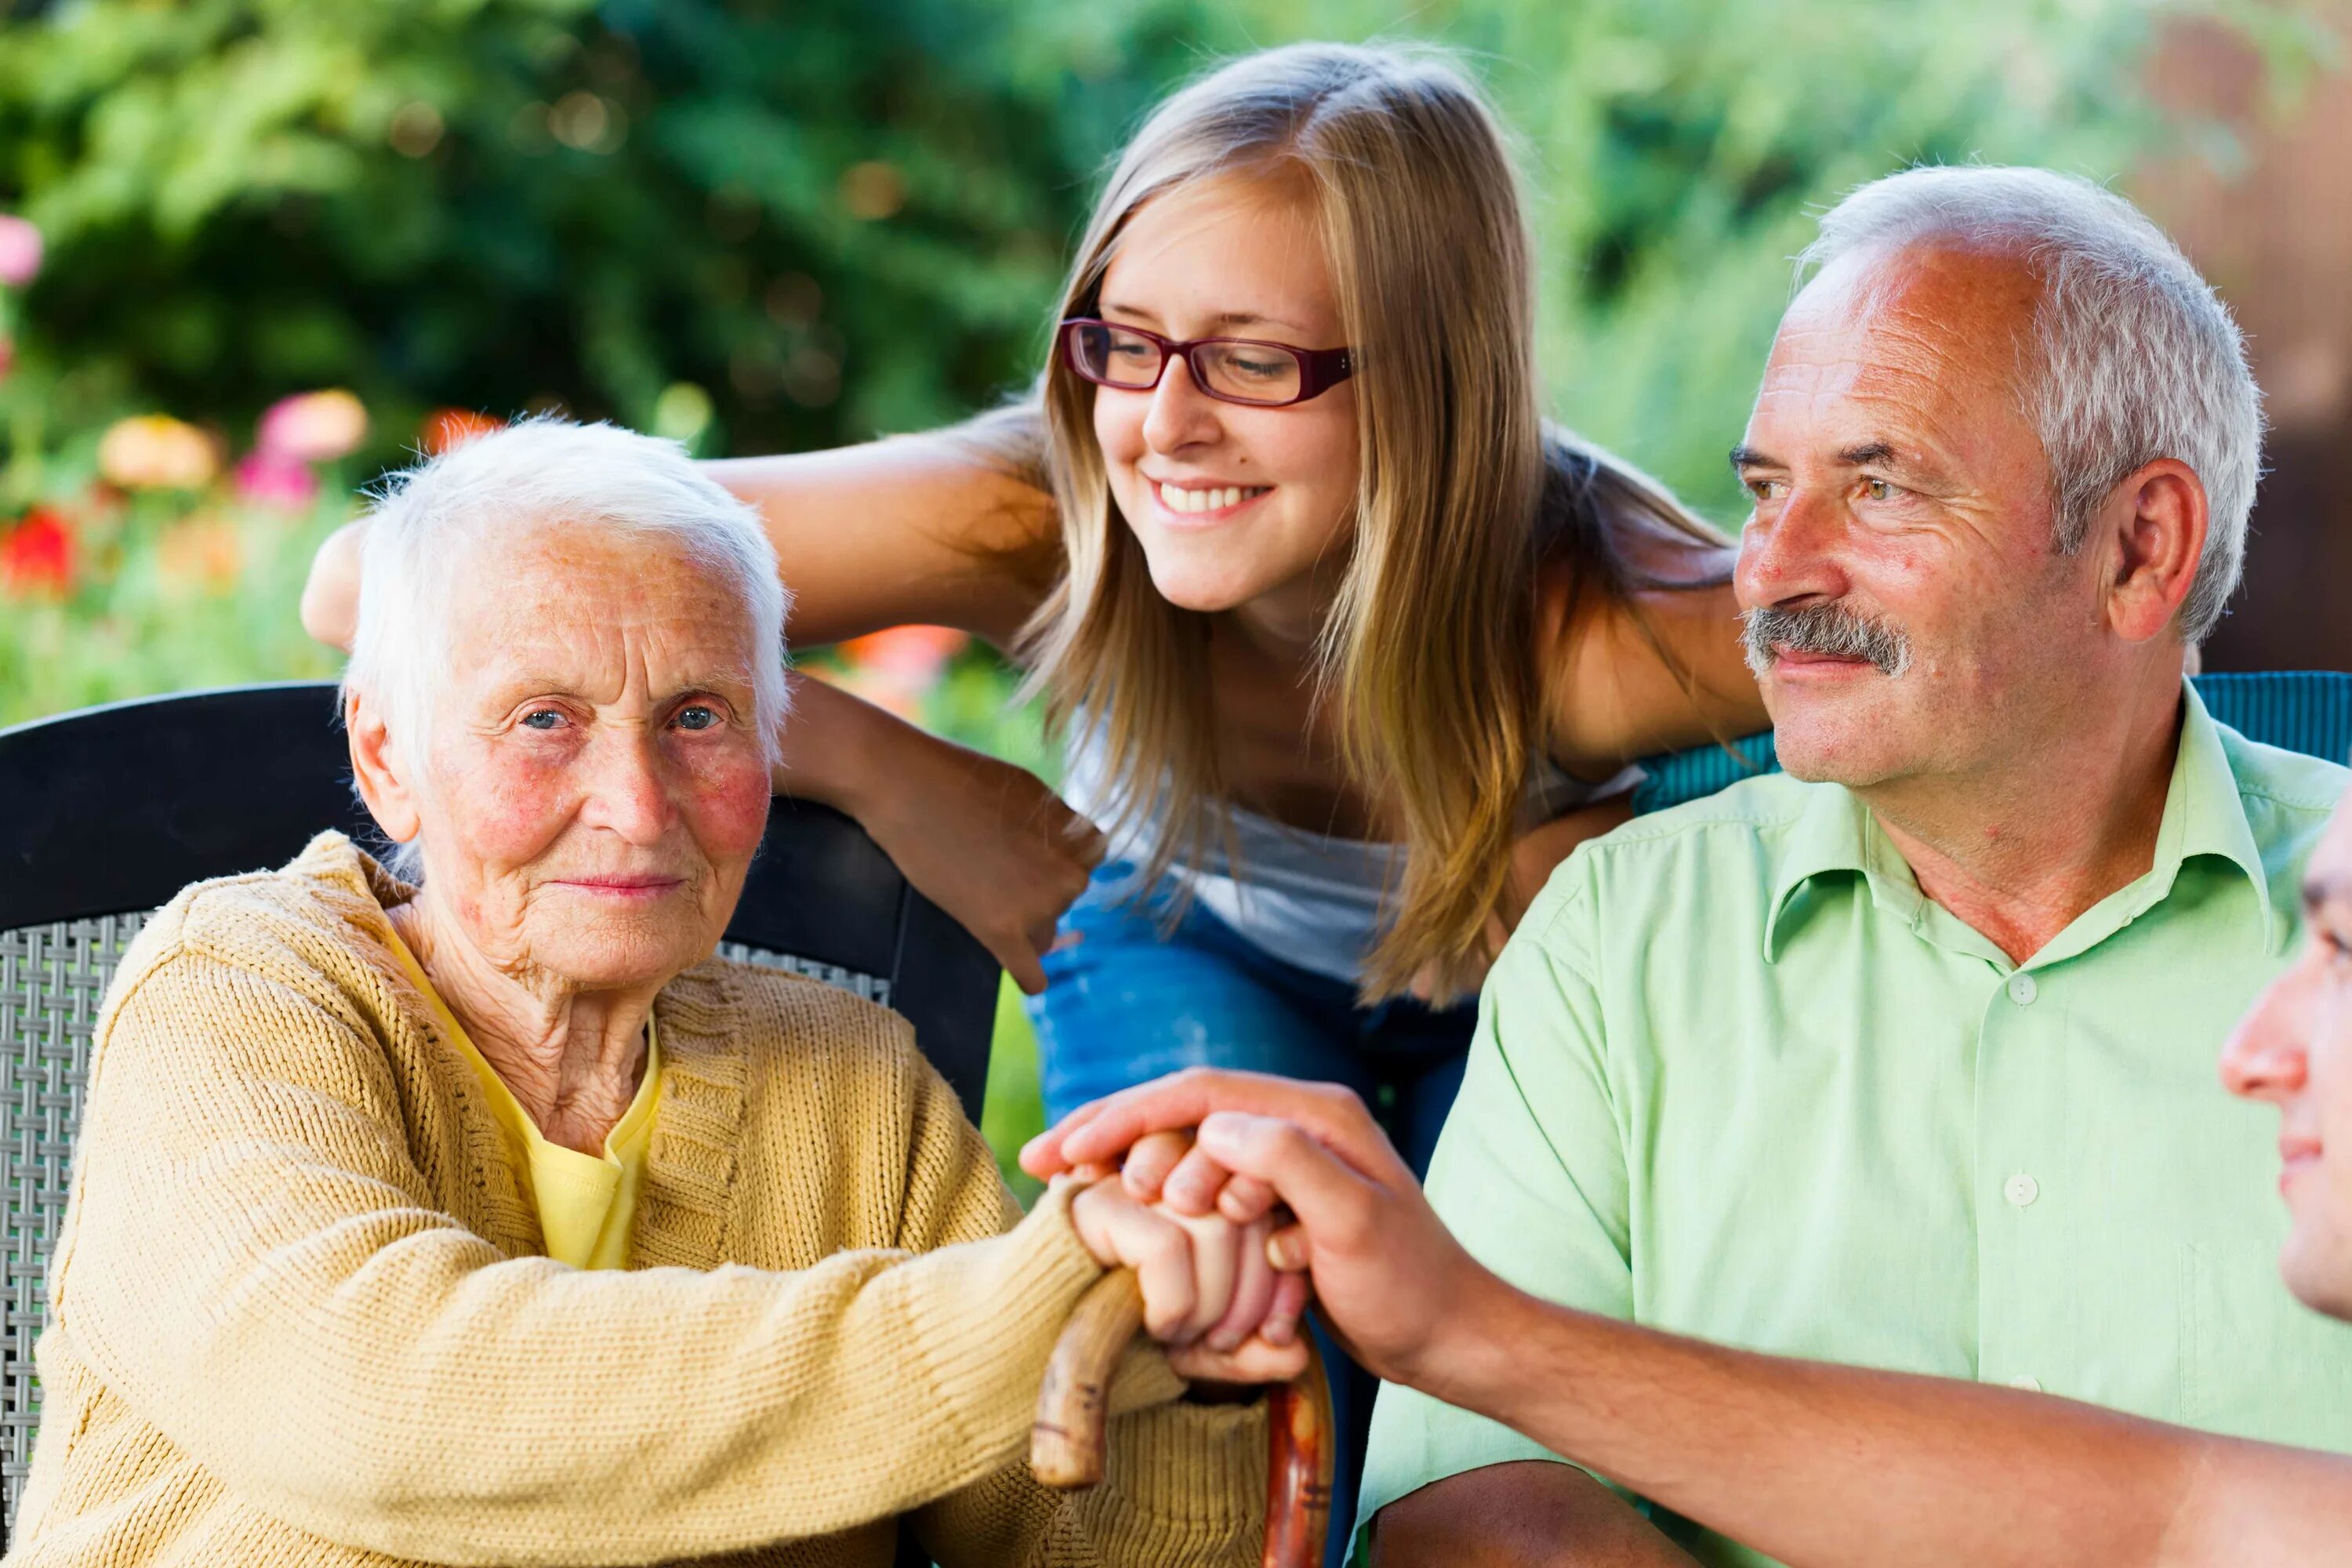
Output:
top-left (306, 44), bottom-right (1760, 1556)
top-left (312, 41), bottom-right (1755, 1146)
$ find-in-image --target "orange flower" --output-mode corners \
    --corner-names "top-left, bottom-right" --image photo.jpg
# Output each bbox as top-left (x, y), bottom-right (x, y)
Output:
top-left (837, 624), bottom-right (970, 677)
top-left (0, 508), bottom-right (74, 597)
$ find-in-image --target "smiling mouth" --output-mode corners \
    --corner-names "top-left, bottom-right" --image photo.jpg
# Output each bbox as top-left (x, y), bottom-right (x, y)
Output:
top-left (1154, 481), bottom-right (1272, 517)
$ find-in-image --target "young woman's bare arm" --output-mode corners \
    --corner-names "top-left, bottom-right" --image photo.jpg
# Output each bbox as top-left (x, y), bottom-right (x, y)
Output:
top-left (303, 434), bottom-right (1060, 654)
top-left (703, 433), bottom-right (1058, 648)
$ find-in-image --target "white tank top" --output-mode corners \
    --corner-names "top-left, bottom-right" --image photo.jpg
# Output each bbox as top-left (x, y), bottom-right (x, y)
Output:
top-left (1061, 724), bottom-right (1640, 985)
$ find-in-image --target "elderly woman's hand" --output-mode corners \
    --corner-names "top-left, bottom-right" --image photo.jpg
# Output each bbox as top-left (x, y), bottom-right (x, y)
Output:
top-left (1065, 1175), bottom-right (1311, 1387)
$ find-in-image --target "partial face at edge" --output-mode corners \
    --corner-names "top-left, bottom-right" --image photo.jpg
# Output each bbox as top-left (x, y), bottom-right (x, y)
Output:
top-left (385, 527), bottom-right (774, 993)
top-left (2223, 798), bottom-right (2352, 1321)
top-left (1089, 175), bottom-right (1361, 619)
top-left (1731, 246), bottom-right (2105, 789)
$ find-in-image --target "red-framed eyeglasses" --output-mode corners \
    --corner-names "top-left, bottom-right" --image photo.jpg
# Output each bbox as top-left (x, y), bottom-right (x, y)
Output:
top-left (1058, 318), bottom-right (1356, 408)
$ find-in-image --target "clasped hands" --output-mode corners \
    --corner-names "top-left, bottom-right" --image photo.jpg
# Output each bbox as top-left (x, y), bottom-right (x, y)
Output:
top-left (1031, 1067), bottom-right (1500, 1402)
top-left (1054, 1127), bottom-right (1313, 1388)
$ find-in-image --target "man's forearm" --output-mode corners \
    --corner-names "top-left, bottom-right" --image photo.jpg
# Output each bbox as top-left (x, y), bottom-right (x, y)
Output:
top-left (1437, 1276), bottom-right (2350, 1568)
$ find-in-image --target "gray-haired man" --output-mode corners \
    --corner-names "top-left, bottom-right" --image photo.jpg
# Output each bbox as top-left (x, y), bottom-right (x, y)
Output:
top-left (1341, 165), bottom-right (2352, 1564)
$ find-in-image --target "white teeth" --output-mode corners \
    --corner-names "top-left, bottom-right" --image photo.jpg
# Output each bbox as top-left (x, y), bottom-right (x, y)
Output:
top-left (1156, 482), bottom-right (1265, 514)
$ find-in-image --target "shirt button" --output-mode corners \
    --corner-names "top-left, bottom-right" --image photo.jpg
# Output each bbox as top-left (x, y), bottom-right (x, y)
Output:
top-left (2007, 1375), bottom-right (2044, 1393)
top-left (2004, 1174), bottom-right (2039, 1207)
top-left (2006, 971), bottom-right (2039, 1006)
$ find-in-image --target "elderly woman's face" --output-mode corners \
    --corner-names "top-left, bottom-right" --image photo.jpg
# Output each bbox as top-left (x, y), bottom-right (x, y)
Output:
top-left (403, 528), bottom-right (773, 991)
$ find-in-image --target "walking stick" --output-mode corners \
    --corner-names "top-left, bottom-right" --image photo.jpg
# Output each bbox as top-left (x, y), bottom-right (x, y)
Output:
top-left (1032, 1268), bottom-right (1336, 1568)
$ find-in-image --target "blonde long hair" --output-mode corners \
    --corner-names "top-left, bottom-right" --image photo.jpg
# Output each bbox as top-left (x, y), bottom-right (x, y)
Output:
top-left (975, 42), bottom-right (1719, 1001)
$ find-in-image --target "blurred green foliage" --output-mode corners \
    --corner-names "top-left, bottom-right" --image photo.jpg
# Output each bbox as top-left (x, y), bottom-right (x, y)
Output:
top-left (3, 0), bottom-right (2330, 521)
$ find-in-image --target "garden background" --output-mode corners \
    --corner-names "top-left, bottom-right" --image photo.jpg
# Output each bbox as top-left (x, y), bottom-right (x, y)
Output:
top-left (5, 0), bottom-right (2349, 1192)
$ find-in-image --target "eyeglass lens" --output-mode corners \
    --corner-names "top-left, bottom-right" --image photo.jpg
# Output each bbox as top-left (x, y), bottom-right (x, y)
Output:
top-left (1067, 321), bottom-right (1302, 405)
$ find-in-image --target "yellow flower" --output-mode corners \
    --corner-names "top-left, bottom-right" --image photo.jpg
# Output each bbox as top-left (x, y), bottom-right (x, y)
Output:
top-left (97, 416), bottom-right (220, 490)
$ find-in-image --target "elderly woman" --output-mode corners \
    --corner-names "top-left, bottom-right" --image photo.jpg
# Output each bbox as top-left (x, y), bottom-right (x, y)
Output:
top-left (12, 420), bottom-right (1297, 1567)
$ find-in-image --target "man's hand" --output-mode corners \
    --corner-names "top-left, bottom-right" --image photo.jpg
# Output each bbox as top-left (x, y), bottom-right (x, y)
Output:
top-left (1030, 1069), bottom-right (1505, 1397)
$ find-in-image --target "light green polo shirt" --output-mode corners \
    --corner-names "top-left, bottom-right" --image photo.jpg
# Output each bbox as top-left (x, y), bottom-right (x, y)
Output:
top-left (1360, 685), bottom-right (2352, 1567)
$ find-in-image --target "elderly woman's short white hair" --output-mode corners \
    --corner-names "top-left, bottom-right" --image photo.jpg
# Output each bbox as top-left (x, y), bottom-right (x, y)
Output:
top-left (343, 419), bottom-right (790, 798)
top-left (1800, 165), bottom-right (2262, 644)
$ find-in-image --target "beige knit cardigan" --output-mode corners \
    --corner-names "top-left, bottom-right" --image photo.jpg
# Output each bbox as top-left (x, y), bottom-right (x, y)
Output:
top-left (9, 834), bottom-right (1265, 1567)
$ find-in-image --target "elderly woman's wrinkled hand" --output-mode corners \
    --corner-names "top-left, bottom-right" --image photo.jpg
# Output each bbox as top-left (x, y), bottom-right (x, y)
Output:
top-left (1063, 1172), bottom-right (1312, 1387)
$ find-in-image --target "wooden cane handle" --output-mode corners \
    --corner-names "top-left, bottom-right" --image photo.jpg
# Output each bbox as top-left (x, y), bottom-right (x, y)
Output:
top-left (1031, 1269), bottom-right (1145, 1487)
top-left (1030, 1266), bottom-right (1338, 1568)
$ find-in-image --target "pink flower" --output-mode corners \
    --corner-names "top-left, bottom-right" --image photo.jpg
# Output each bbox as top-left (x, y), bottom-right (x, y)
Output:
top-left (0, 216), bottom-right (40, 289)
top-left (1, 509), bottom-right (74, 597)
top-left (256, 390), bottom-right (368, 463)
top-left (234, 451), bottom-right (320, 511)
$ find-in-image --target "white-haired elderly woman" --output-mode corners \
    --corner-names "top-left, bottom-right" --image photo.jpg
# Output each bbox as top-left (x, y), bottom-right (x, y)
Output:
top-left (12, 421), bottom-right (1301, 1568)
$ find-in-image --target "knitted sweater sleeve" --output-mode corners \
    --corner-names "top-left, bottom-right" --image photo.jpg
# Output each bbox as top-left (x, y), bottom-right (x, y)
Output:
top-left (886, 1047), bottom-right (1269, 1567)
top-left (54, 941), bottom-right (1130, 1566)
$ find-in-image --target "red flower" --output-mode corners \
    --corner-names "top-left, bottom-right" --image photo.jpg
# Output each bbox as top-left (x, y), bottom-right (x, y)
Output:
top-left (1, 508), bottom-right (74, 597)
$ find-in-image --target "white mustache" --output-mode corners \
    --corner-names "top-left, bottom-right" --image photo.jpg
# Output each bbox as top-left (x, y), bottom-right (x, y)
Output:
top-left (1740, 604), bottom-right (1914, 677)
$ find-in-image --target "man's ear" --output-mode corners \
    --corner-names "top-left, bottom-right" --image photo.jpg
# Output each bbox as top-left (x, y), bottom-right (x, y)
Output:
top-left (346, 688), bottom-right (424, 850)
top-left (2100, 456), bottom-right (2209, 645)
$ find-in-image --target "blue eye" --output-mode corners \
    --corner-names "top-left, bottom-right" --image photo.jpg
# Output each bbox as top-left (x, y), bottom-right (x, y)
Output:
top-left (521, 709), bottom-right (564, 731)
top-left (675, 705), bottom-right (720, 731)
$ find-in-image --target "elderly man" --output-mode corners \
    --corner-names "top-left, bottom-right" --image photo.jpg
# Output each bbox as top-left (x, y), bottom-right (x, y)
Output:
top-left (1013, 778), bottom-right (2352, 1564)
top-left (11, 419), bottom-right (1297, 1567)
top-left (1332, 165), bottom-right (2352, 1563)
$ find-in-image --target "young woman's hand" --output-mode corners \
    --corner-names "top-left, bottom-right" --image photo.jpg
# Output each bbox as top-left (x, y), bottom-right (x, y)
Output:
top-left (1404, 797), bottom-right (1635, 1002)
top-left (842, 721), bottom-right (1105, 994)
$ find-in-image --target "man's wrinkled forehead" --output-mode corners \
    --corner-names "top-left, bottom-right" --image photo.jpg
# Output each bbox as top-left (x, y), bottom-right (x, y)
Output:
top-left (1754, 245), bottom-right (2042, 448)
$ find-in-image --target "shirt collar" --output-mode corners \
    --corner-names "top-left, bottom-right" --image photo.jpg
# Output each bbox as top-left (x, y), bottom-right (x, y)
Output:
top-left (2131, 677), bottom-right (2274, 951)
top-left (1762, 680), bottom-right (2273, 964)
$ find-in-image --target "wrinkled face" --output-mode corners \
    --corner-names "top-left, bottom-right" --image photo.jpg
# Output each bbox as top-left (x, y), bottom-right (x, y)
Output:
top-left (1090, 175), bottom-right (1360, 620)
top-left (1732, 246), bottom-right (2107, 787)
top-left (400, 528), bottom-right (773, 992)
top-left (2222, 799), bottom-right (2352, 1321)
